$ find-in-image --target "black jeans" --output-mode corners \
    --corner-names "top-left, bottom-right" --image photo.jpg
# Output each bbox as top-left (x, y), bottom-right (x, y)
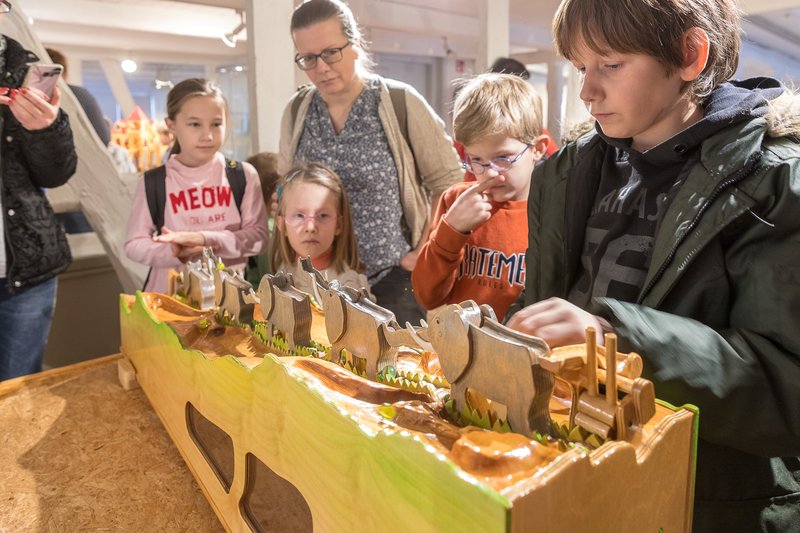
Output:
top-left (370, 266), bottom-right (426, 326)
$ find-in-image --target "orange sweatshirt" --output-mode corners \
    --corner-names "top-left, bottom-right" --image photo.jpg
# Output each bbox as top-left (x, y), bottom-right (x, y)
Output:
top-left (412, 182), bottom-right (527, 321)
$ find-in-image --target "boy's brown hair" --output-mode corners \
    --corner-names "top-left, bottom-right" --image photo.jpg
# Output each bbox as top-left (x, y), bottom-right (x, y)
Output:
top-left (245, 152), bottom-right (280, 210)
top-left (453, 73), bottom-right (543, 147)
top-left (552, 0), bottom-right (740, 101)
top-left (270, 162), bottom-right (361, 274)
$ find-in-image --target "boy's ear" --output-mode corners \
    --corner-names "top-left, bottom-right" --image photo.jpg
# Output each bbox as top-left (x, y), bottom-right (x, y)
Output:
top-left (679, 27), bottom-right (710, 82)
top-left (532, 134), bottom-right (550, 160)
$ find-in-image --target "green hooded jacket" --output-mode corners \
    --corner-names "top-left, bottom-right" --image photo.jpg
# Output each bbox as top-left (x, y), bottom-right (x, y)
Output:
top-left (525, 85), bottom-right (800, 531)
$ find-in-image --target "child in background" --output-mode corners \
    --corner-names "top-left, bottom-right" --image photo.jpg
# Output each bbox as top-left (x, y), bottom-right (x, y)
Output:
top-left (412, 74), bottom-right (548, 320)
top-left (507, 0), bottom-right (800, 528)
top-left (244, 151), bottom-right (281, 286)
top-left (125, 78), bottom-right (268, 293)
top-left (271, 163), bottom-right (370, 298)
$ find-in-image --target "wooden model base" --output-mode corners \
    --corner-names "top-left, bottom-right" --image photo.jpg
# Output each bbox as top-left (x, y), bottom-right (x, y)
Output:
top-left (120, 292), bottom-right (697, 532)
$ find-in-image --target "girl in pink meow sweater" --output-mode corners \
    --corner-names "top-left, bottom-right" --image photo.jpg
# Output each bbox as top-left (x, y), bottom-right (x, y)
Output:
top-left (125, 78), bottom-right (268, 292)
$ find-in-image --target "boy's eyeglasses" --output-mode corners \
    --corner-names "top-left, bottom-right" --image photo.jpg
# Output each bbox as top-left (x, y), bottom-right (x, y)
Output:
top-left (464, 144), bottom-right (532, 175)
top-left (0, 1), bottom-right (11, 13)
top-left (294, 43), bottom-right (351, 71)
top-left (284, 212), bottom-right (339, 228)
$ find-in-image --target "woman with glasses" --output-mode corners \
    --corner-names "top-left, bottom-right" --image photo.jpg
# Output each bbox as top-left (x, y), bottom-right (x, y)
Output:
top-left (278, 0), bottom-right (463, 325)
top-left (0, 0), bottom-right (79, 380)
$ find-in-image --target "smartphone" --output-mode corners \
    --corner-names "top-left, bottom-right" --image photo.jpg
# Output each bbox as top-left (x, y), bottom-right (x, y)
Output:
top-left (22, 63), bottom-right (63, 100)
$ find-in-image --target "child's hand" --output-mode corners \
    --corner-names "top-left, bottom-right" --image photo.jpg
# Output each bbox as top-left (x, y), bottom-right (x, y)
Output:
top-left (153, 227), bottom-right (205, 247)
top-left (171, 243), bottom-right (206, 262)
top-left (444, 176), bottom-right (501, 234)
top-left (506, 297), bottom-right (608, 348)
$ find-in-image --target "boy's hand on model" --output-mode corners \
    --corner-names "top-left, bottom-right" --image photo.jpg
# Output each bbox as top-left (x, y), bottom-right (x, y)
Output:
top-left (506, 297), bottom-right (608, 347)
top-left (444, 176), bottom-right (501, 234)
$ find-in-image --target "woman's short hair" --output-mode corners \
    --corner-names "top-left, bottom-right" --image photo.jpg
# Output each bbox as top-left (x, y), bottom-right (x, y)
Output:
top-left (290, 0), bottom-right (374, 74)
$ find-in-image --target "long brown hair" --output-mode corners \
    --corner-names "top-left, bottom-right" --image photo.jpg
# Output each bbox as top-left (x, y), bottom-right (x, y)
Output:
top-left (270, 162), bottom-right (361, 273)
top-left (165, 78), bottom-right (227, 155)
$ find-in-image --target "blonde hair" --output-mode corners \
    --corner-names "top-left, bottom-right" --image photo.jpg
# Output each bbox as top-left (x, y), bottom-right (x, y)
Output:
top-left (453, 73), bottom-right (543, 147)
top-left (553, 0), bottom-right (741, 102)
top-left (166, 78), bottom-right (228, 155)
top-left (270, 163), bottom-right (361, 273)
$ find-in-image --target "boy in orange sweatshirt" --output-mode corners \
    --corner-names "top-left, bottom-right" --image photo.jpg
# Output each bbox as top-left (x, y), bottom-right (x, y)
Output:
top-left (412, 73), bottom-right (548, 320)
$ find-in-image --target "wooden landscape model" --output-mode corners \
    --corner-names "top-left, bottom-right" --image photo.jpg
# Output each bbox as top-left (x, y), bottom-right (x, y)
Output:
top-left (120, 251), bottom-right (698, 533)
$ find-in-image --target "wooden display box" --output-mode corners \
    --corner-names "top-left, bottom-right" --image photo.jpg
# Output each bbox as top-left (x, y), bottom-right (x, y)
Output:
top-left (120, 292), bottom-right (697, 533)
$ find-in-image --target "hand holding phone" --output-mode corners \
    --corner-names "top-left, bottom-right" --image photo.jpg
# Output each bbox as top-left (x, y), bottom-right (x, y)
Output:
top-left (22, 63), bottom-right (63, 101)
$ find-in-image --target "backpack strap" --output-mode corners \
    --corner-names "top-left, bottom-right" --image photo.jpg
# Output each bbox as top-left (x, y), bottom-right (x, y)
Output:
top-left (144, 165), bottom-right (167, 235)
top-left (383, 79), bottom-right (421, 184)
top-left (225, 158), bottom-right (246, 213)
top-left (384, 79), bottom-right (410, 148)
top-left (290, 84), bottom-right (315, 132)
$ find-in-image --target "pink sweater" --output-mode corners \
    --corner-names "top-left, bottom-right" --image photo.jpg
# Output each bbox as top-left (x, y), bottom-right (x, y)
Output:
top-left (125, 152), bottom-right (269, 293)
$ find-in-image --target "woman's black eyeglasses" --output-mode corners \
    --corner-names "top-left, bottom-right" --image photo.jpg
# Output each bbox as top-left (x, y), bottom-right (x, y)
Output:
top-left (294, 43), bottom-right (351, 71)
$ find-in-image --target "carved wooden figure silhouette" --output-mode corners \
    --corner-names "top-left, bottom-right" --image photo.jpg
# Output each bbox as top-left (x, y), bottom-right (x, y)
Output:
top-left (301, 258), bottom-right (430, 379)
top-left (422, 301), bottom-right (554, 437)
top-left (214, 267), bottom-right (255, 325)
top-left (257, 272), bottom-right (313, 352)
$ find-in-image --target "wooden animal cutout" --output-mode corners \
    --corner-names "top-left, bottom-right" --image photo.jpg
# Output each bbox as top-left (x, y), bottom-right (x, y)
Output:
top-left (257, 272), bottom-right (313, 352)
top-left (301, 258), bottom-right (430, 379)
top-left (214, 267), bottom-right (255, 325)
top-left (420, 300), bottom-right (554, 437)
top-left (171, 249), bottom-right (217, 310)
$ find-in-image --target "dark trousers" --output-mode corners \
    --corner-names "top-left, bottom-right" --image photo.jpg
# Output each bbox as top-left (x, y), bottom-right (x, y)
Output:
top-left (370, 266), bottom-right (426, 326)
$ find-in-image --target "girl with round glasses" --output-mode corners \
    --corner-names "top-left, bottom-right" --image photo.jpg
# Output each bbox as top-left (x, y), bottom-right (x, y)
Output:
top-left (0, 0), bottom-right (79, 380)
top-left (270, 163), bottom-right (370, 298)
top-left (279, 0), bottom-right (463, 324)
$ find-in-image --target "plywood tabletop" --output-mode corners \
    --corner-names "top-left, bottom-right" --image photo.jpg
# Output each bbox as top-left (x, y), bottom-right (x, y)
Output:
top-left (0, 355), bottom-right (222, 532)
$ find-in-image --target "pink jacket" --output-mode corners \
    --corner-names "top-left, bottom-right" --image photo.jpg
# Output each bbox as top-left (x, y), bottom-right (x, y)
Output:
top-left (125, 152), bottom-right (269, 293)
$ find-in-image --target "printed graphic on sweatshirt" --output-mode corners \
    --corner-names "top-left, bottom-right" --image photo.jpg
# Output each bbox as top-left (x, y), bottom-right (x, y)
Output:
top-left (168, 185), bottom-right (234, 225)
top-left (457, 244), bottom-right (526, 289)
top-left (569, 172), bottom-right (673, 310)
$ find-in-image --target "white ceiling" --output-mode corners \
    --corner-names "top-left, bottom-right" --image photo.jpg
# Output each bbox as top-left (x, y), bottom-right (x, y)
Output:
top-left (12, 0), bottom-right (800, 69)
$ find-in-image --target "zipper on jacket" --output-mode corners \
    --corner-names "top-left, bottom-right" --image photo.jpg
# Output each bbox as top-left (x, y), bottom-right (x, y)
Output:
top-left (637, 151), bottom-right (763, 304)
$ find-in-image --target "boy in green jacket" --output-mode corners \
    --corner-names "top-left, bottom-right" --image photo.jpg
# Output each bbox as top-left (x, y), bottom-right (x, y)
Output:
top-left (507, 0), bottom-right (800, 529)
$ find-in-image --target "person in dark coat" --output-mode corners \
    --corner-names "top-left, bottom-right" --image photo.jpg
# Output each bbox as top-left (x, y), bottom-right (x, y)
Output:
top-left (0, 1), bottom-right (78, 380)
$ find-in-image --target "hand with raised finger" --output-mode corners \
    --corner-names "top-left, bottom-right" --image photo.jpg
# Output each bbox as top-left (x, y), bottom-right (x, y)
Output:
top-left (443, 175), bottom-right (501, 234)
top-left (6, 86), bottom-right (61, 131)
top-left (506, 297), bottom-right (608, 348)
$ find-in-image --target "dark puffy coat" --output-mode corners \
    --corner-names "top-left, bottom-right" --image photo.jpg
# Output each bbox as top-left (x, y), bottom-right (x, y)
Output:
top-left (525, 80), bottom-right (800, 530)
top-left (1, 36), bottom-right (77, 290)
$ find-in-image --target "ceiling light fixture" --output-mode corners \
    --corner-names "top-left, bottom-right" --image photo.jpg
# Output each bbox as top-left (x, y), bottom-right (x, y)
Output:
top-left (121, 59), bottom-right (138, 73)
top-left (222, 11), bottom-right (246, 48)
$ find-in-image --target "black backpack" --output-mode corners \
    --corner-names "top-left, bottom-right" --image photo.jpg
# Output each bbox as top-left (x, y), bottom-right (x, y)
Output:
top-left (144, 158), bottom-right (246, 235)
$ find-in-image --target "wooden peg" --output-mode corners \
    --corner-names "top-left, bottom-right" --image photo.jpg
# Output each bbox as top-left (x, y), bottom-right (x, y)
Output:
top-left (605, 333), bottom-right (617, 406)
top-left (585, 327), bottom-right (597, 397)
